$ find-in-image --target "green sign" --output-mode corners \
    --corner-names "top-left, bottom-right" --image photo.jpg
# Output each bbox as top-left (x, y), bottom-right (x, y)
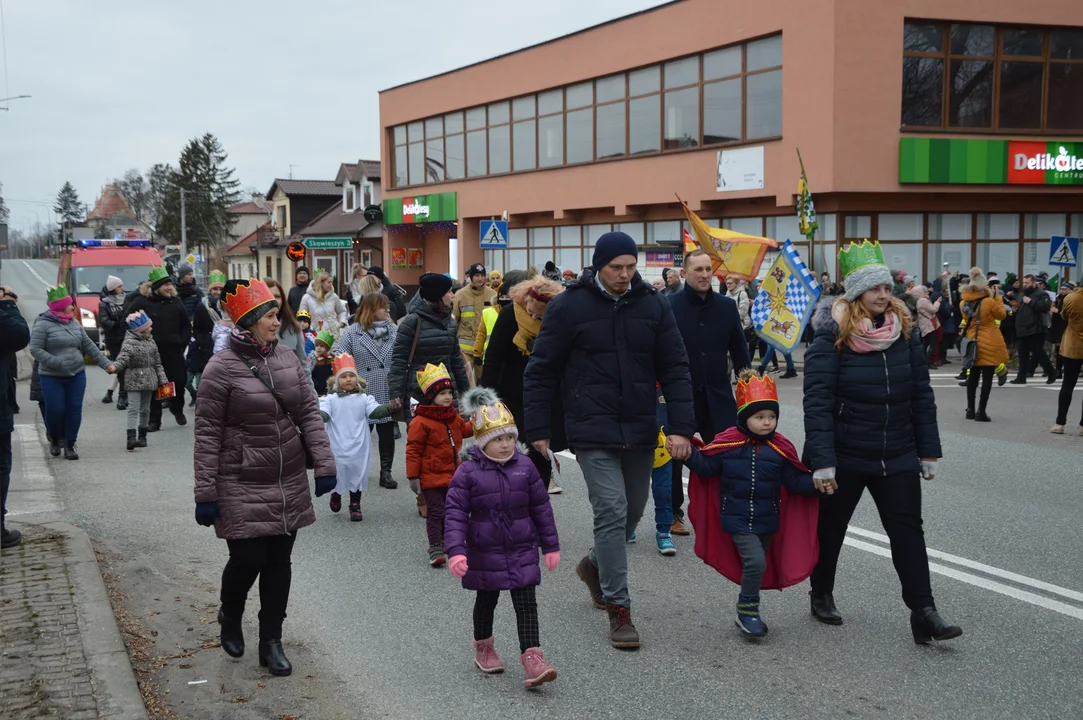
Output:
top-left (303, 237), bottom-right (353, 250)
top-left (900, 138), bottom-right (1083, 185)
top-left (383, 192), bottom-right (458, 224)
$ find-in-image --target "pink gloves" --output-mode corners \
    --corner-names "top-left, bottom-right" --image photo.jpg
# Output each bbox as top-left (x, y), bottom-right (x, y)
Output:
top-left (448, 555), bottom-right (468, 578)
top-left (544, 551), bottom-right (560, 572)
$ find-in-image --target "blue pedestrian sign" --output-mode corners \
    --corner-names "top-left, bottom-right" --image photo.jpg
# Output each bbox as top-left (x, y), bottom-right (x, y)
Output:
top-left (1049, 236), bottom-right (1079, 267)
top-left (479, 220), bottom-right (508, 249)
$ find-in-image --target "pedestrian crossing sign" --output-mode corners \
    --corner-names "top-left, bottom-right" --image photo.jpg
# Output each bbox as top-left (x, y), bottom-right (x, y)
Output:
top-left (1049, 236), bottom-right (1079, 267)
top-left (479, 220), bottom-right (508, 249)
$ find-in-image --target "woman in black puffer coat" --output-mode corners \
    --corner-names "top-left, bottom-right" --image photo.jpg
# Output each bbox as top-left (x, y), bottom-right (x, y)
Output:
top-left (803, 256), bottom-right (961, 645)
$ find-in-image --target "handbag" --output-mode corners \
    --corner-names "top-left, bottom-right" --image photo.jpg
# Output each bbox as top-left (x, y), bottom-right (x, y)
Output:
top-left (392, 317), bottom-right (422, 423)
top-left (230, 350), bottom-right (315, 469)
top-left (961, 300), bottom-right (981, 370)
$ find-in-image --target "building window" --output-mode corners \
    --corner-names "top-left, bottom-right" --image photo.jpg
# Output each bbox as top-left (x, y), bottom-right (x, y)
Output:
top-left (265, 257), bottom-right (272, 278)
top-left (344, 186), bottom-right (355, 211)
top-left (276, 206), bottom-right (287, 232)
top-left (276, 257), bottom-right (283, 283)
top-left (902, 22), bottom-right (1083, 131)
top-left (538, 91), bottom-right (563, 168)
top-left (512, 95), bottom-right (537, 171)
top-left (362, 183), bottom-right (373, 207)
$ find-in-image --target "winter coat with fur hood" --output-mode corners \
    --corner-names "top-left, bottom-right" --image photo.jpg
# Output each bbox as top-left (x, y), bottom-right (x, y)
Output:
top-left (123, 282), bottom-right (192, 354)
top-left (111, 331), bottom-right (169, 392)
top-left (193, 332), bottom-right (335, 540)
top-left (803, 298), bottom-right (941, 478)
top-left (959, 289), bottom-right (1009, 368)
top-left (444, 444), bottom-right (560, 591)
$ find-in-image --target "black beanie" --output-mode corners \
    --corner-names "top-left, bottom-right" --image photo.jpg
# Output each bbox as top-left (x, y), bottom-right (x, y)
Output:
top-left (737, 398), bottom-right (780, 438)
top-left (418, 272), bottom-right (453, 302)
top-left (368, 265), bottom-right (386, 279)
top-left (592, 231), bottom-right (638, 270)
top-left (295, 265), bottom-right (310, 278)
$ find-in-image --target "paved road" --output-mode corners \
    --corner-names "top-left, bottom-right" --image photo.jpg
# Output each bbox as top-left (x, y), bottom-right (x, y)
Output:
top-left (7, 259), bottom-right (1083, 719)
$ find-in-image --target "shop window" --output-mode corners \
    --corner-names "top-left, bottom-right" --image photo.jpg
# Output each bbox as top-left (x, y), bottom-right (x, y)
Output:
top-left (507, 249), bottom-right (528, 270)
top-left (512, 120), bottom-right (536, 171)
top-left (1071, 214), bottom-right (1083, 236)
top-left (878, 214), bottom-right (923, 240)
top-left (529, 228), bottom-right (553, 247)
top-left (508, 228), bottom-right (528, 249)
top-left (596, 102), bottom-right (626, 159)
top-left (977, 213), bottom-right (1019, 239)
top-left (466, 130), bottom-right (487, 177)
top-left (723, 217), bottom-right (764, 236)
top-left (765, 215), bottom-right (802, 242)
top-left (1023, 242), bottom-right (1059, 278)
top-left (445, 135), bottom-right (465, 180)
top-left (566, 108), bottom-right (593, 163)
top-left (555, 247), bottom-right (582, 274)
top-left (902, 22), bottom-right (1083, 131)
top-left (880, 244), bottom-right (922, 279)
top-left (1024, 213), bottom-right (1067, 239)
top-left (928, 243), bottom-right (970, 280)
top-left (647, 221), bottom-right (681, 245)
top-left (538, 115), bottom-right (563, 168)
top-left (483, 250), bottom-right (505, 274)
top-left (557, 226), bottom-right (581, 247)
top-left (489, 125), bottom-right (510, 174)
top-left (976, 243), bottom-right (1019, 277)
top-left (629, 95), bottom-right (661, 155)
top-left (585, 225), bottom-right (612, 245)
top-left (617, 223), bottom-right (645, 244)
top-left (928, 213), bottom-right (971, 240)
top-left (817, 214), bottom-right (837, 242)
top-left (844, 215), bottom-right (871, 239)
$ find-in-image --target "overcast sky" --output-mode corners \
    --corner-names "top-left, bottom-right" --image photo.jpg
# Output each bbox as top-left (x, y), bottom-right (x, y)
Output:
top-left (0, 0), bottom-right (666, 234)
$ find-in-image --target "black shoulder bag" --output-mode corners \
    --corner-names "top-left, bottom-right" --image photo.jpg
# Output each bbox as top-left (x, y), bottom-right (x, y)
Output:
top-left (230, 350), bottom-right (315, 469)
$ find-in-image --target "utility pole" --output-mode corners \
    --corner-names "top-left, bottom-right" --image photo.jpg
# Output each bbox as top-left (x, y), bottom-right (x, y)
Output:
top-left (179, 188), bottom-right (187, 262)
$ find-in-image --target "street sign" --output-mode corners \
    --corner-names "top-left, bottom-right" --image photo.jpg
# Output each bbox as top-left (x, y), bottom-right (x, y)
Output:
top-left (286, 242), bottom-right (306, 262)
top-left (479, 220), bottom-right (508, 249)
top-left (363, 205), bottom-right (383, 222)
top-left (303, 237), bottom-right (353, 250)
top-left (186, 254), bottom-right (196, 264)
top-left (1049, 236), bottom-right (1079, 267)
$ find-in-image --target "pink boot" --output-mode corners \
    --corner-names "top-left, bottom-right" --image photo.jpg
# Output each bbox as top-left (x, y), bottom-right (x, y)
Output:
top-left (520, 648), bottom-right (557, 688)
top-left (473, 637), bottom-right (505, 674)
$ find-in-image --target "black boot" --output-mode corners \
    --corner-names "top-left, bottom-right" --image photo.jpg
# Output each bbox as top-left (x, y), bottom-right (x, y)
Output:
top-left (126, 429), bottom-right (138, 451)
top-left (218, 608), bottom-right (245, 658)
top-left (910, 607), bottom-right (962, 644)
top-left (809, 592), bottom-right (843, 625)
top-left (137, 427), bottom-right (148, 448)
top-left (147, 422), bottom-right (161, 433)
top-left (116, 391), bottom-right (128, 411)
top-left (378, 455), bottom-right (397, 489)
top-left (258, 640), bottom-right (292, 676)
top-left (64, 440), bottom-right (79, 461)
top-left (172, 408), bottom-right (187, 426)
top-left (49, 436), bottom-right (62, 457)
top-left (102, 388), bottom-right (114, 404)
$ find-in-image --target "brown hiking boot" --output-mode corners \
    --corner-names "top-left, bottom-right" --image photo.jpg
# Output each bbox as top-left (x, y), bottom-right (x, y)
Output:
top-left (670, 518), bottom-right (690, 536)
top-left (606, 604), bottom-right (640, 649)
top-left (575, 556), bottom-right (605, 609)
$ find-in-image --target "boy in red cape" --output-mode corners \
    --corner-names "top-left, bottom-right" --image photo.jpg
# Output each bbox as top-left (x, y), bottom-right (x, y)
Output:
top-left (685, 368), bottom-right (836, 637)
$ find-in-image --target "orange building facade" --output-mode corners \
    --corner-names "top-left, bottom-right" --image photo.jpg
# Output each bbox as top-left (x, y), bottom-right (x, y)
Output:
top-left (379, 0), bottom-right (1083, 286)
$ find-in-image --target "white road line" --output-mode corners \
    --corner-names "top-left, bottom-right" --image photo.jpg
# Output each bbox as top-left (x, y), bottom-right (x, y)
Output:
top-left (20, 260), bottom-right (53, 287)
top-left (845, 538), bottom-right (1083, 621)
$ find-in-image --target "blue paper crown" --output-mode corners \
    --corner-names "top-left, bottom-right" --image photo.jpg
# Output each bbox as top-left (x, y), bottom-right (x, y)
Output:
top-left (128, 311), bottom-right (151, 330)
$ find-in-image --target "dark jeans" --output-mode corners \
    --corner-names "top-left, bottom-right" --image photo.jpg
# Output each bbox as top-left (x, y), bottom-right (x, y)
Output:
top-left (422, 487), bottom-right (447, 549)
top-left (731, 532), bottom-right (773, 597)
top-left (1056, 358), bottom-right (1083, 427)
top-left (966, 366), bottom-right (995, 414)
top-left (370, 421), bottom-right (396, 468)
top-left (1, 431), bottom-right (11, 536)
top-left (1016, 333), bottom-right (1054, 381)
top-left (473, 586), bottom-right (540, 652)
top-left (150, 350), bottom-right (187, 425)
top-left (670, 391), bottom-right (716, 520)
top-left (810, 470), bottom-right (935, 611)
top-left (758, 347), bottom-right (794, 373)
top-left (40, 372), bottom-right (87, 442)
top-left (221, 532), bottom-right (297, 640)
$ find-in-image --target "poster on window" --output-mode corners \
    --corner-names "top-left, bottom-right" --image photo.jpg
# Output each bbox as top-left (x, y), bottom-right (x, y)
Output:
top-left (645, 251), bottom-right (676, 268)
top-left (407, 248), bottom-right (424, 268)
top-left (391, 247), bottom-right (407, 269)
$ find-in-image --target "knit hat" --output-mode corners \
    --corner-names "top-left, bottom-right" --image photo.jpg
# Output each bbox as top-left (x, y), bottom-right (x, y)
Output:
top-left (127, 311), bottom-right (152, 333)
top-left (467, 262), bottom-right (486, 278)
top-left (368, 266), bottom-right (386, 280)
top-left (295, 265), bottom-right (310, 279)
top-left (838, 240), bottom-right (893, 301)
top-left (592, 231), bottom-right (638, 270)
top-left (221, 278), bottom-right (277, 329)
top-left (148, 266), bottom-right (173, 290)
top-left (967, 266), bottom-right (989, 293)
top-left (735, 369), bottom-right (779, 436)
top-left (105, 275), bottom-right (124, 292)
top-left (177, 264), bottom-right (194, 280)
top-left (460, 387), bottom-right (518, 449)
top-left (416, 362), bottom-right (453, 401)
top-left (489, 270), bottom-right (502, 281)
top-left (562, 269), bottom-right (577, 281)
top-left (418, 272), bottom-right (453, 302)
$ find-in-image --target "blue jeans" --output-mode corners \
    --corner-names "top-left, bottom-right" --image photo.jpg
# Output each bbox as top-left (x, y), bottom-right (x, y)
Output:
top-left (758, 347), bottom-right (794, 373)
top-left (650, 462), bottom-right (674, 534)
top-left (39, 372), bottom-right (87, 442)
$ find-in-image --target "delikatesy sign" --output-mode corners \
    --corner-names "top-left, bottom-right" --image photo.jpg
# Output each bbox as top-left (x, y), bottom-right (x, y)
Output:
top-left (1008, 142), bottom-right (1083, 185)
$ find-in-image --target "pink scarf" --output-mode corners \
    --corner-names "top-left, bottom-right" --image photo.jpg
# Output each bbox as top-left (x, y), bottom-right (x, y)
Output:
top-left (48, 296), bottom-right (74, 323)
top-left (833, 303), bottom-right (902, 354)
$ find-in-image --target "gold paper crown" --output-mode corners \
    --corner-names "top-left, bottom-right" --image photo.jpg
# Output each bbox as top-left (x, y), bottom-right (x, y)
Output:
top-left (331, 353), bottom-right (356, 378)
top-left (472, 401), bottom-right (517, 441)
top-left (735, 373), bottom-right (778, 411)
top-left (416, 363), bottom-right (452, 395)
top-left (220, 278), bottom-right (277, 325)
top-left (838, 239), bottom-right (887, 280)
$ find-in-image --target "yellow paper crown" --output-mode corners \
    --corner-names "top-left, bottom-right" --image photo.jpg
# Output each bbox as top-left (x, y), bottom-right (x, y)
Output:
top-left (472, 401), bottom-right (517, 441)
top-left (416, 363), bottom-right (452, 395)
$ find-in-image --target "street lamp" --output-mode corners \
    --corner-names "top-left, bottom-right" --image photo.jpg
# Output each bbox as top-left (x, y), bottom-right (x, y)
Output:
top-left (0, 94), bottom-right (31, 110)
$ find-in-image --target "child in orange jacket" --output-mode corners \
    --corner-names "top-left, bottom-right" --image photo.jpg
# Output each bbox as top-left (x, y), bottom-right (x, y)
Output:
top-left (407, 363), bottom-right (472, 567)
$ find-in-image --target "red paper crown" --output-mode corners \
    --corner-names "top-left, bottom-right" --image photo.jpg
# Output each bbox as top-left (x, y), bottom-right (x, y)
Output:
top-left (331, 353), bottom-right (356, 377)
top-left (221, 278), bottom-right (276, 325)
top-left (735, 373), bottom-right (778, 411)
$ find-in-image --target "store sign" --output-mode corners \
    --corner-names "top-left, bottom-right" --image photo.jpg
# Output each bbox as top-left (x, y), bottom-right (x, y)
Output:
top-left (899, 138), bottom-right (1083, 185)
top-left (383, 192), bottom-right (458, 224)
top-left (645, 251), bottom-right (677, 268)
top-left (286, 242), bottom-right (306, 262)
top-left (716, 146), bottom-right (764, 192)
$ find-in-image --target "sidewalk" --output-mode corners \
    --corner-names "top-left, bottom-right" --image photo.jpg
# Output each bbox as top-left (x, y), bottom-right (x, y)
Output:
top-left (2, 422), bottom-right (148, 720)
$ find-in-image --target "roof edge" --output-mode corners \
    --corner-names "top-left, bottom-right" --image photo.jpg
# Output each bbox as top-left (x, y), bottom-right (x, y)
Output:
top-left (378, 0), bottom-right (683, 94)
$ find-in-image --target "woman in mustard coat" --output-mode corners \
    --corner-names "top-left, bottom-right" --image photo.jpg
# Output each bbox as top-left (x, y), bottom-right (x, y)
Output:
top-left (958, 267), bottom-right (1009, 422)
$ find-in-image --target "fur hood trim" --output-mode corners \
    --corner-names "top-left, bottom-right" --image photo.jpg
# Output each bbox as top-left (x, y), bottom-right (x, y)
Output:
top-left (138, 281), bottom-right (153, 297)
top-left (460, 386), bottom-right (501, 416)
top-left (811, 297), bottom-right (842, 336)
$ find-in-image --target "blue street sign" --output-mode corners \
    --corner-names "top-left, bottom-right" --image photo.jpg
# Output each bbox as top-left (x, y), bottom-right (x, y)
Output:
top-left (479, 220), bottom-right (508, 249)
top-left (1049, 236), bottom-right (1079, 267)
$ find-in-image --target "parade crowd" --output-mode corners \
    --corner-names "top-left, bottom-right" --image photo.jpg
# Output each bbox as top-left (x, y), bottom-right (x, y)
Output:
top-left (2, 231), bottom-right (1082, 691)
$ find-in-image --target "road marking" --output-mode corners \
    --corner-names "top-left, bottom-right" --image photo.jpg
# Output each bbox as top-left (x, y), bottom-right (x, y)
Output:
top-left (20, 260), bottom-right (53, 287)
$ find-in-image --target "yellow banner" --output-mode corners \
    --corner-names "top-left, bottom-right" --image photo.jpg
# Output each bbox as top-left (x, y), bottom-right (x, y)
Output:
top-left (679, 200), bottom-right (776, 281)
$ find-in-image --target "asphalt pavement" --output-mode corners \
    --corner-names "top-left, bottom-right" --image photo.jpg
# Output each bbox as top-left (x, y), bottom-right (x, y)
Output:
top-left (6, 258), bottom-right (1083, 719)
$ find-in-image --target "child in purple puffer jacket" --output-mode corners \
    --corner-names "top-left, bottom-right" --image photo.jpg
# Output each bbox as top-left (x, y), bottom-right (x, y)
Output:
top-left (445, 387), bottom-right (561, 690)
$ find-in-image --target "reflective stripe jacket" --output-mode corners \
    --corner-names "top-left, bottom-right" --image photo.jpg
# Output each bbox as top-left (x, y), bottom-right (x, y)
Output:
top-left (453, 284), bottom-right (496, 354)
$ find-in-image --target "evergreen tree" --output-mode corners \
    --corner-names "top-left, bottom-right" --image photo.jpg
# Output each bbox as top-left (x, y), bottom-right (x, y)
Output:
top-left (157, 134), bottom-right (241, 254)
top-left (146, 163), bottom-right (172, 232)
top-left (54, 181), bottom-right (84, 225)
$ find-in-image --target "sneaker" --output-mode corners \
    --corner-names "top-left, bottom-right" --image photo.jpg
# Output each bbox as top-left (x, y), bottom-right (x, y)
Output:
top-left (329, 492), bottom-right (342, 513)
top-left (547, 478), bottom-right (562, 495)
top-left (1051, 425), bottom-right (1065, 434)
top-left (736, 594), bottom-right (768, 637)
top-left (520, 648), bottom-right (557, 688)
top-left (656, 533), bottom-right (677, 556)
top-left (428, 546), bottom-right (447, 567)
top-left (1009, 377), bottom-right (1027, 385)
top-left (605, 603), bottom-right (640, 649)
top-left (626, 532), bottom-right (637, 544)
top-left (670, 518), bottom-right (690, 536)
top-left (473, 637), bottom-right (505, 674)
top-left (780, 369), bottom-right (798, 379)
top-left (575, 556), bottom-right (605, 609)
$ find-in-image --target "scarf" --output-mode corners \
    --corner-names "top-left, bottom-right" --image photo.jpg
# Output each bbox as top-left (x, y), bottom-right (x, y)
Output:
top-left (49, 310), bottom-right (74, 324)
top-left (414, 403), bottom-right (460, 423)
top-left (230, 326), bottom-right (274, 357)
top-left (350, 279), bottom-right (363, 299)
top-left (512, 303), bottom-right (542, 356)
top-left (833, 302), bottom-right (902, 354)
top-left (366, 319), bottom-right (392, 341)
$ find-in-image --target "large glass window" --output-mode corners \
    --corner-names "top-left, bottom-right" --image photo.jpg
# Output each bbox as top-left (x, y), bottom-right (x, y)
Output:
top-left (1024, 213), bottom-right (1067, 239)
top-left (878, 214), bottom-right (924, 240)
top-left (1023, 242), bottom-right (1058, 278)
top-left (538, 114), bottom-right (563, 168)
top-left (976, 243), bottom-right (1019, 277)
top-left (566, 108), bottom-right (594, 164)
top-left (880, 244), bottom-right (923, 280)
top-left (723, 217), bottom-right (764, 236)
top-left (977, 213), bottom-right (1019, 239)
top-left (664, 87), bottom-right (699, 149)
top-left (512, 120), bottom-right (536, 171)
top-left (488, 124), bottom-right (511, 174)
top-left (596, 102), bottom-right (626, 159)
top-left (466, 130), bottom-right (487, 177)
top-left (557, 226), bottom-right (581, 247)
top-left (703, 79), bottom-right (741, 144)
top-left (844, 215), bottom-right (872, 238)
top-left (928, 213), bottom-right (971, 240)
top-left (408, 142), bottom-right (424, 185)
top-left (444, 134), bottom-right (465, 180)
top-left (928, 243), bottom-right (971, 280)
top-left (629, 95), bottom-right (661, 155)
top-left (903, 22), bottom-right (1083, 131)
top-left (746, 70), bottom-right (782, 138)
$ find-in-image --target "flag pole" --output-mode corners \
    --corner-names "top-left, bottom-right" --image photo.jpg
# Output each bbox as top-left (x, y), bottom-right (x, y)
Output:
top-left (796, 148), bottom-right (817, 275)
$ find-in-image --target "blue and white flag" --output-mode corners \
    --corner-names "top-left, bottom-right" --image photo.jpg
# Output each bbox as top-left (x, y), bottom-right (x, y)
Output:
top-left (749, 239), bottom-right (821, 353)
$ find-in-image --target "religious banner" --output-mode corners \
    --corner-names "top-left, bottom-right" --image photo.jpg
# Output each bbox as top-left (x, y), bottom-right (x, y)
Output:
top-left (750, 239), bottom-right (821, 353)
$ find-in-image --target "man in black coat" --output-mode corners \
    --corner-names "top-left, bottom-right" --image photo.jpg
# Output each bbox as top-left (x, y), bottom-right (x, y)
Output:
top-left (523, 231), bottom-right (694, 650)
top-left (125, 273), bottom-right (192, 429)
top-left (1010, 273), bottom-right (1056, 383)
top-left (367, 266), bottom-right (408, 323)
top-left (0, 285), bottom-right (31, 548)
top-left (287, 266), bottom-right (310, 314)
top-left (666, 249), bottom-right (751, 531)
